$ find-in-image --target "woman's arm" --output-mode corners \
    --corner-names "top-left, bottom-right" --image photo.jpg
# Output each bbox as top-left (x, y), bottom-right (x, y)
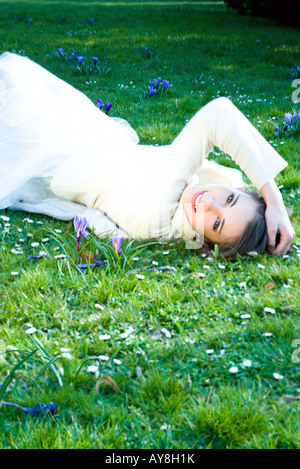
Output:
top-left (260, 180), bottom-right (295, 254)
top-left (172, 97), bottom-right (288, 189)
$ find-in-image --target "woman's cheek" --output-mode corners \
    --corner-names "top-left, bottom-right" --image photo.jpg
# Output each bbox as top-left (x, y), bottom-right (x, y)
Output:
top-left (195, 207), bottom-right (206, 235)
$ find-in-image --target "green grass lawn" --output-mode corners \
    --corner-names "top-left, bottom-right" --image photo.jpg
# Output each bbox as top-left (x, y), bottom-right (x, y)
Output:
top-left (0, 0), bottom-right (299, 449)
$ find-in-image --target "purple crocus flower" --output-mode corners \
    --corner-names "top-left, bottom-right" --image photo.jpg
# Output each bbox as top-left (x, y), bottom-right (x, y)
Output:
top-left (74, 215), bottom-right (89, 252)
top-left (58, 48), bottom-right (64, 55)
top-left (274, 126), bottom-right (280, 137)
top-left (163, 79), bottom-right (170, 89)
top-left (28, 252), bottom-right (49, 261)
top-left (70, 51), bottom-right (78, 60)
top-left (149, 77), bottom-right (161, 87)
top-left (76, 260), bottom-right (108, 271)
top-left (149, 86), bottom-right (157, 97)
top-left (148, 265), bottom-right (176, 273)
top-left (93, 56), bottom-right (98, 69)
top-left (105, 102), bottom-right (112, 114)
top-left (96, 98), bottom-right (104, 110)
top-left (2, 401), bottom-right (59, 416)
top-left (284, 112), bottom-right (293, 125)
top-left (90, 17), bottom-right (95, 24)
top-left (77, 56), bottom-right (85, 66)
top-left (112, 236), bottom-right (123, 254)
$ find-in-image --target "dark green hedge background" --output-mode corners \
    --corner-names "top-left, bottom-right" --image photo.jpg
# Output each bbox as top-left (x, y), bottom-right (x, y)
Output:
top-left (223, 0), bottom-right (299, 28)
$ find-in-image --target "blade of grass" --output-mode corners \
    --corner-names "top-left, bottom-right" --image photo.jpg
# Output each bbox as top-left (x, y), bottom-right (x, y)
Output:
top-left (0, 349), bottom-right (38, 406)
top-left (28, 336), bottom-right (63, 388)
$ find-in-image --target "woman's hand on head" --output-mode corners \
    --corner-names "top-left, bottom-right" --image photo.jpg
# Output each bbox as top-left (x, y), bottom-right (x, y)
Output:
top-left (264, 204), bottom-right (295, 255)
top-left (260, 180), bottom-right (295, 255)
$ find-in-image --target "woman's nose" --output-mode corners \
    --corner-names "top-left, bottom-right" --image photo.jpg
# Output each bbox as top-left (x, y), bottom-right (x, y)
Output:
top-left (204, 195), bottom-right (220, 212)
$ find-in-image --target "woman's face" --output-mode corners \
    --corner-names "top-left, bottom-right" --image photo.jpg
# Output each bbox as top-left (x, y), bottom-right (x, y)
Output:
top-left (182, 184), bottom-right (258, 245)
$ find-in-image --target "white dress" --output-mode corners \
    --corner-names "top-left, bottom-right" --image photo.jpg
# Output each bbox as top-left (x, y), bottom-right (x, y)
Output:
top-left (0, 52), bottom-right (288, 242)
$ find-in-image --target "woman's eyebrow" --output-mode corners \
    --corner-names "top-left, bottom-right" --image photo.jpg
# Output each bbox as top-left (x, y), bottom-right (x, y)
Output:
top-left (219, 194), bottom-right (240, 235)
top-left (231, 194), bottom-right (240, 208)
top-left (219, 219), bottom-right (225, 234)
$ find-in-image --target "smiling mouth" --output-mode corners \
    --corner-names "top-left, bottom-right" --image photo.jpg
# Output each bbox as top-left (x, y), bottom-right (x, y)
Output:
top-left (191, 191), bottom-right (206, 212)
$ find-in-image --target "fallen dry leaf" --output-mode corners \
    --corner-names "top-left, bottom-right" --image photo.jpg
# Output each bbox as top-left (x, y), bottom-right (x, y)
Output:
top-left (281, 304), bottom-right (296, 311)
top-left (136, 366), bottom-right (145, 382)
top-left (80, 251), bottom-right (97, 263)
top-left (280, 394), bottom-right (300, 402)
top-left (95, 375), bottom-right (121, 394)
top-left (265, 282), bottom-right (275, 291)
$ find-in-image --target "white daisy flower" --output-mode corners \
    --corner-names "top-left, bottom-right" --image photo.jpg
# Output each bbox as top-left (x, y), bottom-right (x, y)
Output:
top-left (120, 327), bottom-right (134, 339)
top-left (113, 359), bottom-right (122, 365)
top-left (264, 307), bottom-right (276, 314)
top-left (98, 355), bottom-right (109, 361)
top-left (242, 359), bottom-right (252, 367)
top-left (161, 328), bottom-right (172, 338)
top-left (136, 274), bottom-right (145, 280)
top-left (87, 365), bottom-right (99, 373)
top-left (25, 326), bottom-right (37, 334)
top-left (160, 424), bottom-right (172, 430)
top-left (11, 248), bottom-right (24, 255)
top-left (99, 334), bottom-right (111, 340)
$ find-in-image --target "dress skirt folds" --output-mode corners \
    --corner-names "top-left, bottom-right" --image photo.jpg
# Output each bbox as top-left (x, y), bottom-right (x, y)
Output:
top-left (0, 52), bottom-right (139, 229)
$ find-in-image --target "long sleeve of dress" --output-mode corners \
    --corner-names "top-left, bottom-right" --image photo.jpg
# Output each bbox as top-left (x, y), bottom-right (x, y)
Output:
top-left (171, 97), bottom-right (287, 190)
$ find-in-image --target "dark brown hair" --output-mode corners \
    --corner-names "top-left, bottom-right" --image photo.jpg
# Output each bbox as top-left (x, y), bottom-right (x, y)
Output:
top-left (202, 188), bottom-right (268, 259)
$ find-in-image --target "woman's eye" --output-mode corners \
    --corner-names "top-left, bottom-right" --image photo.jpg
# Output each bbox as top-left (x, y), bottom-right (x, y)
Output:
top-left (214, 218), bottom-right (220, 230)
top-left (226, 193), bottom-right (234, 204)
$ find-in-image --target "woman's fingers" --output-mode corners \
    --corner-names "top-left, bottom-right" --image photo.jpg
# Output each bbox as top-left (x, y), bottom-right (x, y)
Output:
top-left (265, 206), bottom-right (295, 255)
top-left (272, 228), bottom-right (295, 255)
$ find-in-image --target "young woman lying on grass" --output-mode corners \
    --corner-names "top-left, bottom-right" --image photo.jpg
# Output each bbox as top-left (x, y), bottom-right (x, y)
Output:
top-left (0, 52), bottom-right (295, 258)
